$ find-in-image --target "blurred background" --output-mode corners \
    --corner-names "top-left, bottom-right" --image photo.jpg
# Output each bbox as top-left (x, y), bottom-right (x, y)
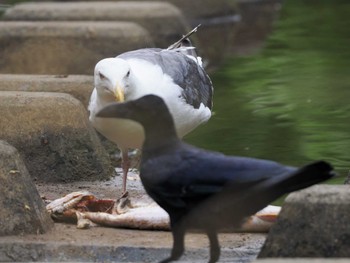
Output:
top-left (187, 0), bottom-right (350, 185)
top-left (1, 0), bottom-right (349, 183)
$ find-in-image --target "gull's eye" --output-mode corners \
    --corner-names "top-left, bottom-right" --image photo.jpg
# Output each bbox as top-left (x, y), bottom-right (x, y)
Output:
top-left (126, 70), bottom-right (130, 77)
top-left (99, 72), bottom-right (107, 80)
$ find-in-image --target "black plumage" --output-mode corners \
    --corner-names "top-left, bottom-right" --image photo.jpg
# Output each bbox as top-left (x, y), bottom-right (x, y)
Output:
top-left (97, 95), bottom-right (335, 263)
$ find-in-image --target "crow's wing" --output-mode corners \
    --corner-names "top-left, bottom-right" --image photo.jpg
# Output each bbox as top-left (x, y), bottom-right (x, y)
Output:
top-left (141, 143), bottom-right (296, 213)
top-left (171, 144), bottom-right (296, 193)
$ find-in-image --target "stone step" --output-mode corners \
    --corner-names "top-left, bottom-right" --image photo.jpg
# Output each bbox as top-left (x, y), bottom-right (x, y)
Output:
top-left (0, 140), bottom-right (53, 236)
top-left (0, 74), bottom-right (120, 159)
top-left (0, 21), bottom-right (152, 74)
top-left (0, 74), bottom-right (93, 108)
top-left (259, 185), bottom-right (350, 258)
top-left (232, 0), bottom-right (282, 56)
top-left (106, 0), bottom-right (240, 69)
top-left (2, 1), bottom-right (187, 48)
top-left (256, 259), bottom-right (350, 263)
top-left (0, 91), bottom-right (112, 182)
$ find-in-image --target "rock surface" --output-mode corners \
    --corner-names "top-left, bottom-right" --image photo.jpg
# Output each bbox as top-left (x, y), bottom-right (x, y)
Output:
top-left (0, 140), bottom-right (53, 236)
top-left (0, 21), bottom-right (152, 74)
top-left (151, 0), bottom-right (239, 68)
top-left (255, 260), bottom-right (350, 263)
top-left (0, 74), bottom-right (93, 108)
top-left (0, 91), bottom-right (112, 182)
top-left (344, 171), bottom-right (350, 184)
top-left (2, 1), bottom-right (187, 48)
top-left (232, 0), bottom-right (282, 56)
top-left (259, 185), bottom-right (350, 258)
top-left (2, 0), bottom-right (238, 68)
top-left (113, 0), bottom-right (238, 21)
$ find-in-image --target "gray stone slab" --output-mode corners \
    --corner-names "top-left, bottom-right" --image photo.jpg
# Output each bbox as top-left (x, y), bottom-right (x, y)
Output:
top-left (0, 74), bottom-right (125, 164)
top-left (259, 185), bottom-right (350, 258)
top-left (344, 171), bottom-right (350, 184)
top-left (231, 0), bottom-right (282, 56)
top-left (256, 260), bottom-right (350, 263)
top-left (2, 1), bottom-right (186, 48)
top-left (113, 0), bottom-right (240, 69)
top-left (0, 21), bottom-right (152, 74)
top-left (0, 74), bottom-right (93, 108)
top-left (0, 140), bottom-right (53, 236)
top-left (105, 0), bottom-right (238, 20)
top-left (0, 75), bottom-right (120, 160)
top-left (0, 91), bottom-right (112, 182)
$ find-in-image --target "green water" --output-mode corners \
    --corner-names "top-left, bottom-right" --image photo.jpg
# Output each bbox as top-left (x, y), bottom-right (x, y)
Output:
top-left (187, 0), bottom-right (350, 183)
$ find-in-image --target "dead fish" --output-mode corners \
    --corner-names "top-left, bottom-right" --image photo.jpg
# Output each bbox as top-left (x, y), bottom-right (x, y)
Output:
top-left (46, 191), bottom-right (280, 232)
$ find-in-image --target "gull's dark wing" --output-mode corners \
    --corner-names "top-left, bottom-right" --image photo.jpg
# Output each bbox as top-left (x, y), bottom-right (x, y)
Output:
top-left (118, 48), bottom-right (213, 110)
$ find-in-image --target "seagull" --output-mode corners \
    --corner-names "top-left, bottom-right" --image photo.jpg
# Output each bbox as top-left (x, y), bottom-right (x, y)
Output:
top-left (88, 26), bottom-right (213, 195)
top-left (96, 95), bottom-right (335, 263)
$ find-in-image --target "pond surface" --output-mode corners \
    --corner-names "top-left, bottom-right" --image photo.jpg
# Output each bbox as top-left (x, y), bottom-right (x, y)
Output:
top-left (186, 0), bottom-right (350, 184)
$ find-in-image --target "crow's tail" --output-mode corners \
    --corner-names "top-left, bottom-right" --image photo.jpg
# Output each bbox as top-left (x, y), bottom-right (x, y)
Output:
top-left (204, 160), bottom-right (335, 226)
top-left (274, 160), bottom-right (335, 195)
top-left (235, 160), bottom-right (336, 218)
top-left (188, 161), bottom-right (335, 230)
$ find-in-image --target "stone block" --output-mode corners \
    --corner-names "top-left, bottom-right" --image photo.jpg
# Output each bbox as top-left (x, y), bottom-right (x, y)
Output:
top-left (232, 0), bottom-right (282, 56)
top-left (259, 185), bottom-right (350, 258)
top-left (0, 74), bottom-right (93, 108)
top-left (166, 0), bottom-right (240, 69)
top-left (0, 21), bottom-right (152, 74)
top-left (0, 91), bottom-right (112, 182)
top-left (111, 0), bottom-right (240, 68)
top-left (255, 260), bottom-right (350, 263)
top-left (344, 171), bottom-right (350, 184)
top-left (0, 74), bottom-right (120, 159)
top-left (2, 1), bottom-right (186, 48)
top-left (65, 0), bottom-right (237, 20)
top-left (0, 140), bottom-right (53, 236)
top-left (0, 74), bottom-right (124, 164)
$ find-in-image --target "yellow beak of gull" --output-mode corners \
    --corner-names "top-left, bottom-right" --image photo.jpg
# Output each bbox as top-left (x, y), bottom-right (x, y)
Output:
top-left (114, 85), bottom-right (125, 102)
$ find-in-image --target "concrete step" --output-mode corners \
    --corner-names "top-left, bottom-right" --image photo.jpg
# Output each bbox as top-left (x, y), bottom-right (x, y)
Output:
top-left (256, 260), bottom-right (350, 263)
top-left (0, 140), bottom-right (53, 236)
top-left (232, 0), bottom-right (282, 56)
top-left (110, 0), bottom-right (240, 69)
top-left (0, 91), bottom-right (112, 182)
top-left (259, 185), bottom-right (350, 258)
top-left (0, 74), bottom-right (93, 108)
top-left (0, 21), bottom-right (152, 74)
top-left (2, 1), bottom-right (187, 48)
top-left (93, 0), bottom-right (237, 19)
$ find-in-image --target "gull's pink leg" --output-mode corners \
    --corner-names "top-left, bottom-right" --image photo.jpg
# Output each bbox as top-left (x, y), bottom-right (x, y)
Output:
top-left (121, 149), bottom-right (130, 195)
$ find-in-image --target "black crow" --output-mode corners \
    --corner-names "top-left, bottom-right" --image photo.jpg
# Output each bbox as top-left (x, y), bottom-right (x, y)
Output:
top-left (96, 95), bottom-right (335, 263)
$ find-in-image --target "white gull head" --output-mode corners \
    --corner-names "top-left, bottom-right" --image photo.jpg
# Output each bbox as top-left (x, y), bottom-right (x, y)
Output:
top-left (94, 57), bottom-right (132, 103)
